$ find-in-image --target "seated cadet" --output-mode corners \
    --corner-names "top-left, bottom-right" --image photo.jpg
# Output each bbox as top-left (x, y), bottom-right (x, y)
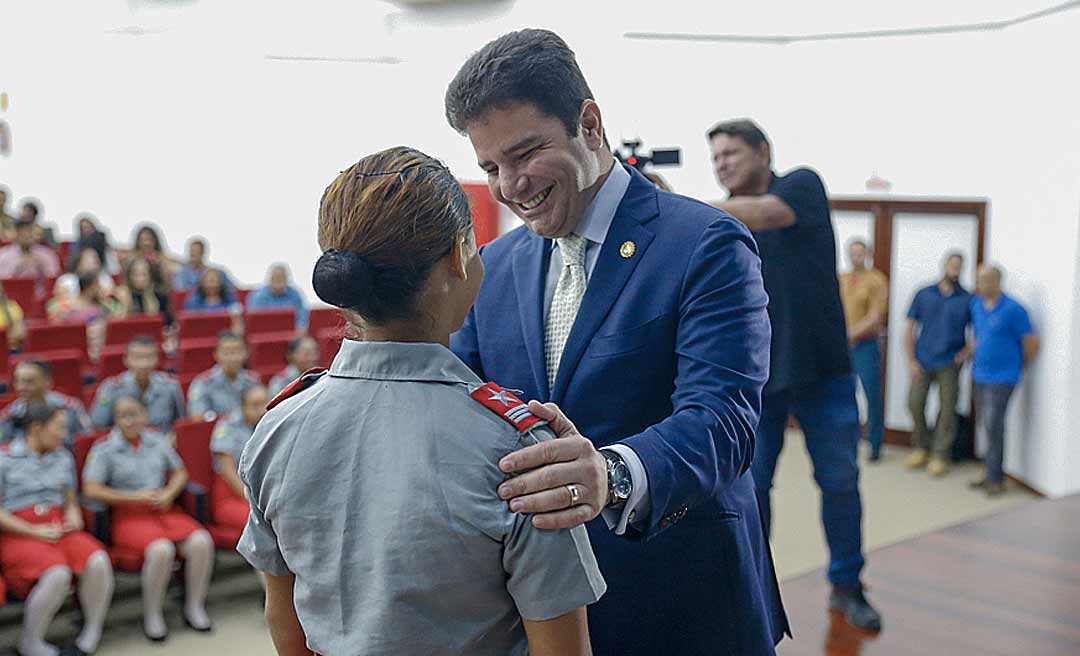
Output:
top-left (91, 336), bottom-right (186, 432)
top-left (0, 360), bottom-right (92, 447)
top-left (0, 402), bottom-right (114, 656)
top-left (238, 147), bottom-right (605, 656)
top-left (267, 336), bottom-right (320, 397)
top-left (210, 385), bottom-right (268, 531)
top-left (187, 332), bottom-right (259, 419)
top-left (82, 397), bottom-right (214, 642)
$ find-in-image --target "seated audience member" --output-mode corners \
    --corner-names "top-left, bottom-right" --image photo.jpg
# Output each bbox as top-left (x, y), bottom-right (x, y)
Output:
top-left (18, 200), bottom-right (57, 247)
top-left (48, 272), bottom-right (116, 361)
top-left (0, 218), bottom-right (61, 282)
top-left (173, 238), bottom-right (234, 292)
top-left (91, 336), bottom-right (185, 432)
top-left (68, 214), bottom-right (120, 275)
top-left (123, 224), bottom-right (173, 290)
top-left (57, 247), bottom-right (116, 298)
top-left (0, 360), bottom-right (92, 446)
top-left (119, 258), bottom-right (174, 328)
top-left (268, 336), bottom-right (321, 397)
top-left (0, 186), bottom-right (17, 238)
top-left (968, 264), bottom-right (1041, 497)
top-left (210, 385), bottom-right (268, 531)
top-left (187, 331), bottom-right (258, 419)
top-left (245, 263), bottom-right (308, 330)
top-left (82, 396), bottom-right (214, 641)
top-left (183, 268), bottom-right (237, 314)
top-left (0, 402), bottom-right (114, 656)
top-left (0, 280), bottom-right (26, 349)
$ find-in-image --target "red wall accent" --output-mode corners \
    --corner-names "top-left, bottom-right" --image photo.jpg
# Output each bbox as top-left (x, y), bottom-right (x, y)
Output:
top-left (461, 182), bottom-right (499, 247)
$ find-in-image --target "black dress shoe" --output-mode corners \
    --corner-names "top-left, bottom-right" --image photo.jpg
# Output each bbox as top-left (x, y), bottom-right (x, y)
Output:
top-left (184, 614), bottom-right (214, 633)
top-left (829, 582), bottom-right (883, 632)
top-left (62, 645), bottom-right (90, 656)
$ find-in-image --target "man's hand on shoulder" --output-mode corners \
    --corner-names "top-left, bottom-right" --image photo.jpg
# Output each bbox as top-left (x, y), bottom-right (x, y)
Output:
top-left (497, 401), bottom-right (607, 530)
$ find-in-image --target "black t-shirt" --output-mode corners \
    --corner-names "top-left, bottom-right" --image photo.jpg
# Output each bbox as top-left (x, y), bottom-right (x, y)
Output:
top-left (754, 167), bottom-right (850, 394)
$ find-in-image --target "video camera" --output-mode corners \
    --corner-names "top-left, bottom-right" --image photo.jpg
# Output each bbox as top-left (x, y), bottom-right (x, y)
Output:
top-left (614, 139), bottom-right (681, 172)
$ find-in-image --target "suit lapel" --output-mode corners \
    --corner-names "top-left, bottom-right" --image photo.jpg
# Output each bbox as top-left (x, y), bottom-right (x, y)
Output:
top-left (551, 170), bottom-right (660, 403)
top-left (511, 232), bottom-right (552, 400)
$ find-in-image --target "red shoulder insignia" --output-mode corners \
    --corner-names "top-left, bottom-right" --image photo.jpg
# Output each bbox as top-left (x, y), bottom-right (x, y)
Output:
top-left (266, 368), bottom-right (328, 411)
top-left (470, 382), bottom-right (543, 432)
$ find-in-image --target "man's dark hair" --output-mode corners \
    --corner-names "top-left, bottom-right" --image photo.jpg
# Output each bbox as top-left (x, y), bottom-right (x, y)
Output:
top-left (445, 29), bottom-right (596, 138)
top-left (126, 335), bottom-right (158, 352)
top-left (16, 401), bottom-right (63, 431)
top-left (17, 359), bottom-right (53, 379)
top-left (706, 119), bottom-right (772, 154)
top-left (945, 250), bottom-right (965, 263)
top-left (20, 200), bottom-right (40, 218)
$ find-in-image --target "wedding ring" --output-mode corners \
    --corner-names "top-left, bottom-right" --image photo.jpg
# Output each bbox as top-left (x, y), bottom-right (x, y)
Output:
top-left (566, 483), bottom-right (582, 505)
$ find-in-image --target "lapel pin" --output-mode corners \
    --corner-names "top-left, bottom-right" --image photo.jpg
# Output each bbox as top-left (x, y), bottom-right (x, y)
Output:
top-left (620, 241), bottom-right (636, 259)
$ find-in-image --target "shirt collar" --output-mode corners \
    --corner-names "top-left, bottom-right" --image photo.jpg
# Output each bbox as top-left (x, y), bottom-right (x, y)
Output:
top-left (328, 340), bottom-right (481, 386)
top-left (561, 161), bottom-right (631, 247)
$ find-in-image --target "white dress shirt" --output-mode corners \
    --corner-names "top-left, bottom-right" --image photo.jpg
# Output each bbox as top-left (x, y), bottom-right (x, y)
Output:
top-left (543, 162), bottom-right (650, 535)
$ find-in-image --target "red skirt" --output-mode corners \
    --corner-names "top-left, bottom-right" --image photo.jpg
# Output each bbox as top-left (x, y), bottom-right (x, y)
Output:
top-left (211, 473), bottom-right (250, 530)
top-left (110, 504), bottom-right (204, 567)
top-left (0, 506), bottom-right (106, 598)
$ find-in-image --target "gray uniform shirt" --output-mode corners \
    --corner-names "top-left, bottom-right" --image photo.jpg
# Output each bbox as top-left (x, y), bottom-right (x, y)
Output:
top-left (210, 411), bottom-right (253, 474)
top-left (83, 429), bottom-right (183, 491)
top-left (268, 365), bottom-right (300, 398)
top-left (187, 366), bottom-right (260, 418)
top-left (0, 439), bottom-right (77, 513)
top-left (0, 391), bottom-right (93, 447)
top-left (238, 341), bottom-right (606, 656)
top-left (91, 371), bottom-right (186, 431)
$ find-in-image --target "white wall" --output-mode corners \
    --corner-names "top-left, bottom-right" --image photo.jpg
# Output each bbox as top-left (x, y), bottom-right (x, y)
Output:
top-left (2, 0), bottom-right (1078, 493)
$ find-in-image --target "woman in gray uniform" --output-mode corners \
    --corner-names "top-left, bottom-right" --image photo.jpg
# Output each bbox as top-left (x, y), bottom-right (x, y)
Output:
top-left (0, 402), bottom-right (114, 656)
top-left (238, 146), bottom-right (606, 656)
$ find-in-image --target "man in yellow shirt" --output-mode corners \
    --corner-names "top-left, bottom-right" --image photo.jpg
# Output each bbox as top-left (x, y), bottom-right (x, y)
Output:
top-left (839, 239), bottom-right (888, 461)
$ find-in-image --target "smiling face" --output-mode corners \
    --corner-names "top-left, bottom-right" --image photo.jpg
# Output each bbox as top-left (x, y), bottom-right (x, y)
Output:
top-left (467, 101), bottom-right (607, 239)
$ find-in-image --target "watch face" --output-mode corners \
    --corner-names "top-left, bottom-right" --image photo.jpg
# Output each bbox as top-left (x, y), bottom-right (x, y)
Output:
top-left (611, 462), bottom-right (632, 499)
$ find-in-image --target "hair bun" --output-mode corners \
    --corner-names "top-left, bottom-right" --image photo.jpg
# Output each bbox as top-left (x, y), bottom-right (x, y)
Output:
top-left (312, 249), bottom-right (375, 310)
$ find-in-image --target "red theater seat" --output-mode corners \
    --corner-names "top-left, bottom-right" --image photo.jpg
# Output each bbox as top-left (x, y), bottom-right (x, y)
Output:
top-left (248, 331), bottom-right (293, 380)
top-left (307, 307), bottom-right (341, 337)
top-left (177, 338), bottom-right (217, 376)
top-left (1, 278), bottom-right (38, 320)
top-left (105, 316), bottom-right (165, 346)
top-left (178, 311), bottom-right (232, 341)
top-left (174, 418), bottom-right (240, 549)
top-left (244, 308), bottom-right (295, 336)
top-left (10, 350), bottom-right (83, 398)
top-left (25, 324), bottom-right (89, 367)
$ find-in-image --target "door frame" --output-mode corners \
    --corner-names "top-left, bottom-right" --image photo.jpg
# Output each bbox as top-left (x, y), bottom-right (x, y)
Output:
top-left (831, 197), bottom-right (987, 446)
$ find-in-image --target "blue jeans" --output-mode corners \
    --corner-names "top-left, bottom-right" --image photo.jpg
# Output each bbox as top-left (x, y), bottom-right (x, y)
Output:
top-left (752, 374), bottom-right (866, 586)
top-left (850, 338), bottom-right (885, 457)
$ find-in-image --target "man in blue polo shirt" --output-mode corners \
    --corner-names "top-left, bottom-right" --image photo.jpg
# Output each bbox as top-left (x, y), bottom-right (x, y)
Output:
top-left (968, 264), bottom-right (1039, 496)
top-left (905, 252), bottom-right (971, 477)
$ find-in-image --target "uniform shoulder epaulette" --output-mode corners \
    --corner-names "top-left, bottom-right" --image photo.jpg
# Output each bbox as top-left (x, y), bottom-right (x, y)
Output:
top-left (266, 368), bottom-right (328, 411)
top-left (470, 382), bottom-right (543, 432)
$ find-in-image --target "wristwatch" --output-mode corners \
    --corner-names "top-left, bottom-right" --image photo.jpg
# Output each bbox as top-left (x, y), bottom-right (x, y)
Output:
top-left (602, 450), bottom-right (633, 510)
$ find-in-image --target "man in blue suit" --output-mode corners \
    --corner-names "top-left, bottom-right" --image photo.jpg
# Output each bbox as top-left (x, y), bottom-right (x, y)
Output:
top-left (446, 29), bottom-right (789, 654)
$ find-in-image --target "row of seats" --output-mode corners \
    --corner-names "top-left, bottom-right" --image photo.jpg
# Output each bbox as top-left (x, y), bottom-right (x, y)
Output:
top-left (0, 307), bottom-right (344, 407)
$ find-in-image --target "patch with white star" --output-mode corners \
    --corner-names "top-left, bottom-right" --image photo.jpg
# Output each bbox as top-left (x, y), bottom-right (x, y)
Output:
top-left (470, 382), bottom-right (542, 432)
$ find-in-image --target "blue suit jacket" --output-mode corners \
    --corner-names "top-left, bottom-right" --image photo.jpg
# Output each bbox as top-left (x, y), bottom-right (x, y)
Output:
top-left (452, 166), bottom-right (789, 654)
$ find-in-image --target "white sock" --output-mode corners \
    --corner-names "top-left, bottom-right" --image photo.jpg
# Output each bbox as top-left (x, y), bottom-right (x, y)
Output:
top-left (179, 530), bottom-right (214, 629)
top-left (76, 551), bottom-right (114, 653)
top-left (141, 539), bottom-right (175, 639)
top-left (19, 565), bottom-right (72, 656)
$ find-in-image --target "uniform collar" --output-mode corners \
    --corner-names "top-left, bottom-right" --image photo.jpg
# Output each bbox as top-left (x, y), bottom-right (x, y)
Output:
top-left (328, 340), bottom-right (481, 386)
top-left (8, 438), bottom-right (58, 459)
top-left (107, 429), bottom-right (155, 451)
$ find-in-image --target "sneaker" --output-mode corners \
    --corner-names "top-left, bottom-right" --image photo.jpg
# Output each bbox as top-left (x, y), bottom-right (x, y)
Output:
top-left (927, 458), bottom-right (949, 477)
top-left (829, 582), bottom-right (883, 633)
top-left (868, 453), bottom-right (882, 464)
top-left (905, 449), bottom-right (929, 469)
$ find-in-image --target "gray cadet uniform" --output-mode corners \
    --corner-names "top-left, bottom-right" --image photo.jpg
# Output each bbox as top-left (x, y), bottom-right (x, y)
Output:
top-left (83, 429), bottom-right (183, 491)
top-left (187, 366), bottom-right (259, 419)
top-left (0, 439), bottom-right (77, 513)
top-left (267, 365), bottom-right (300, 398)
top-left (0, 392), bottom-right (92, 446)
top-left (91, 371), bottom-right (186, 431)
top-left (210, 411), bottom-right (253, 473)
top-left (238, 341), bottom-right (606, 656)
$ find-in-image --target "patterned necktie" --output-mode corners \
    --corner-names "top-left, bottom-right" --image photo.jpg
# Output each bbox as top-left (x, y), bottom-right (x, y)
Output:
top-left (545, 234), bottom-right (588, 390)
